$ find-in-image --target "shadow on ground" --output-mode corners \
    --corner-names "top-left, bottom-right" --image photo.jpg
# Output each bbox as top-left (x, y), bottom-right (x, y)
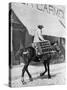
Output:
top-left (26, 73), bottom-right (57, 84)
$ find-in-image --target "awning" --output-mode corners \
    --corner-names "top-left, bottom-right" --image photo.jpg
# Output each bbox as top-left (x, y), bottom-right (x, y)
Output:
top-left (12, 3), bottom-right (65, 38)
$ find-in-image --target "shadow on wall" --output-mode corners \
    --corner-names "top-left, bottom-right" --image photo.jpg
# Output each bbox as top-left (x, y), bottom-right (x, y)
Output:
top-left (12, 27), bottom-right (33, 64)
top-left (10, 9), bottom-right (33, 65)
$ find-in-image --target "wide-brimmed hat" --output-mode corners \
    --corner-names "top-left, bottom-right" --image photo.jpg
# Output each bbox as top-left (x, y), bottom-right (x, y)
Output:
top-left (38, 25), bottom-right (44, 29)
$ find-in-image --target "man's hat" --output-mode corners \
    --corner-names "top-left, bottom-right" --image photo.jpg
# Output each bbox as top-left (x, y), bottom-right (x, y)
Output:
top-left (38, 25), bottom-right (44, 29)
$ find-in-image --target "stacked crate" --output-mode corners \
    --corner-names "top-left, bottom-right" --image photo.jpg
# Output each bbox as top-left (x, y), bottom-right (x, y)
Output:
top-left (39, 41), bottom-right (53, 54)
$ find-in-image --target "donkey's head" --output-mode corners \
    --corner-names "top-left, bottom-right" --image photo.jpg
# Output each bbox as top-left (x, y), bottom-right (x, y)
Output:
top-left (15, 48), bottom-right (24, 58)
top-left (15, 46), bottom-right (35, 60)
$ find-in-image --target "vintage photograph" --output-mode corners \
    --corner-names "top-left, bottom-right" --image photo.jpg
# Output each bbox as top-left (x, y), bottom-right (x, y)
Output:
top-left (9, 2), bottom-right (66, 87)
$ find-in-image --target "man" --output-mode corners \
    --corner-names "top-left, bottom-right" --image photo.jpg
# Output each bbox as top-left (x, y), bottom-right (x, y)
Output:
top-left (33, 25), bottom-right (45, 43)
top-left (32, 25), bottom-right (47, 55)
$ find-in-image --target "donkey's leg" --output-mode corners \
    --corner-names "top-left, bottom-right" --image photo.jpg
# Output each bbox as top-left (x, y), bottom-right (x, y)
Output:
top-left (21, 59), bottom-right (32, 83)
top-left (26, 68), bottom-right (33, 81)
top-left (21, 62), bottom-right (29, 83)
top-left (21, 65), bottom-right (27, 84)
top-left (25, 58), bottom-right (33, 81)
top-left (47, 62), bottom-right (51, 79)
top-left (40, 61), bottom-right (47, 76)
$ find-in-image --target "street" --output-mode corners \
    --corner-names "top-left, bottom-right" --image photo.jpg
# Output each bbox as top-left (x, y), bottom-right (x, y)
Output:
top-left (11, 63), bottom-right (66, 87)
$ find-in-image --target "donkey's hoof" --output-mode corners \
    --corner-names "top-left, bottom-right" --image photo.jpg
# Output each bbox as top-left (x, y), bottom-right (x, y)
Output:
top-left (48, 75), bottom-right (51, 79)
top-left (21, 80), bottom-right (26, 85)
top-left (29, 78), bottom-right (33, 81)
top-left (40, 73), bottom-right (44, 76)
top-left (21, 77), bottom-right (26, 85)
